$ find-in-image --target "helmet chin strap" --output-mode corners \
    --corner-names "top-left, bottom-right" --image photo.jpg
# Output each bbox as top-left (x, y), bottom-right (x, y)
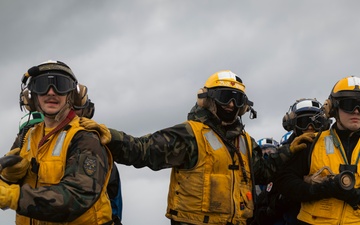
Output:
top-left (54, 101), bottom-right (72, 122)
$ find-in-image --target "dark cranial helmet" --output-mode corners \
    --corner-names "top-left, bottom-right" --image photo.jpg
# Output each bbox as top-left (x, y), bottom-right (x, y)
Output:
top-left (282, 98), bottom-right (329, 134)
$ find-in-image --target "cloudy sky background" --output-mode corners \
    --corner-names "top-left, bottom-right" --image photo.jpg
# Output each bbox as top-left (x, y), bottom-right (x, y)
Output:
top-left (0, 1), bottom-right (359, 224)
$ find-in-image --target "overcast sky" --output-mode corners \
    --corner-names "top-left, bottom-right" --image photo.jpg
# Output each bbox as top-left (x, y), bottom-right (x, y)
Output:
top-left (1, 1), bottom-right (360, 224)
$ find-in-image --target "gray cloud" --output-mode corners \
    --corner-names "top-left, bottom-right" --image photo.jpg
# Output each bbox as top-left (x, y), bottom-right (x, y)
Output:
top-left (1, 1), bottom-right (360, 224)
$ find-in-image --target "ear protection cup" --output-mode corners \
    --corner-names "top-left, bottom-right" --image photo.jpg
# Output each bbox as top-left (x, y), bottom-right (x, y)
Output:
top-left (282, 112), bottom-right (295, 131)
top-left (322, 98), bottom-right (333, 118)
top-left (20, 89), bottom-right (37, 112)
top-left (80, 100), bottom-right (95, 119)
top-left (72, 84), bottom-right (88, 108)
top-left (197, 88), bottom-right (211, 108)
top-left (238, 104), bottom-right (249, 116)
top-left (282, 113), bottom-right (290, 131)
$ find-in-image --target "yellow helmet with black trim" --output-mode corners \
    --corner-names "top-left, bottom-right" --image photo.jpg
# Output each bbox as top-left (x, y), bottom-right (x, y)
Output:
top-left (323, 76), bottom-right (360, 118)
top-left (197, 70), bottom-right (256, 125)
top-left (204, 70), bottom-right (246, 93)
top-left (331, 76), bottom-right (360, 99)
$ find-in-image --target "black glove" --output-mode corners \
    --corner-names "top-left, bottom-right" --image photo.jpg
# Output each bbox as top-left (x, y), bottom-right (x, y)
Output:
top-left (343, 188), bottom-right (360, 210)
top-left (310, 178), bottom-right (360, 209)
top-left (309, 179), bottom-right (334, 200)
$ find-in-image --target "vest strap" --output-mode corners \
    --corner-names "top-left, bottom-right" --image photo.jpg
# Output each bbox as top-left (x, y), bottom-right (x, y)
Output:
top-left (228, 164), bottom-right (239, 170)
top-left (203, 215), bottom-right (209, 223)
top-left (169, 209), bottom-right (178, 216)
top-left (38, 110), bottom-right (76, 148)
top-left (102, 220), bottom-right (116, 225)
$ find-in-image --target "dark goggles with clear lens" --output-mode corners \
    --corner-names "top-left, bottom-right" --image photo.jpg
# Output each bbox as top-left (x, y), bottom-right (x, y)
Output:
top-left (28, 74), bottom-right (77, 95)
top-left (207, 88), bottom-right (246, 107)
top-left (338, 98), bottom-right (360, 113)
top-left (295, 114), bottom-right (325, 130)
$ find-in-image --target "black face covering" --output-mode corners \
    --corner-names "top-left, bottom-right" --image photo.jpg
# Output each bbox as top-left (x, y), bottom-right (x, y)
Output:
top-left (215, 102), bottom-right (239, 123)
top-left (263, 153), bottom-right (270, 160)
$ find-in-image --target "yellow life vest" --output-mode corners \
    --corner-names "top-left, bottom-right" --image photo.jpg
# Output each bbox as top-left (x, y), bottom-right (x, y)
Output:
top-left (16, 117), bottom-right (113, 225)
top-left (298, 129), bottom-right (360, 224)
top-left (166, 120), bottom-right (254, 225)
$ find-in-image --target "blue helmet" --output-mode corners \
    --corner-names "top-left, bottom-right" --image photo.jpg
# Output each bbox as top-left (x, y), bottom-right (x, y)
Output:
top-left (257, 138), bottom-right (280, 149)
top-left (257, 137), bottom-right (279, 159)
top-left (280, 131), bottom-right (293, 145)
top-left (282, 98), bottom-right (329, 132)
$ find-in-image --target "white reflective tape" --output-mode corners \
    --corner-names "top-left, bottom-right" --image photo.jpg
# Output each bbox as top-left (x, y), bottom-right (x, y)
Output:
top-left (295, 100), bottom-right (316, 109)
top-left (217, 71), bottom-right (237, 80)
top-left (27, 128), bottom-right (34, 152)
top-left (52, 131), bottom-right (67, 156)
top-left (325, 135), bottom-right (334, 154)
top-left (348, 77), bottom-right (360, 86)
top-left (204, 130), bottom-right (223, 151)
top-left (239, 136), bottom-right (247, 155)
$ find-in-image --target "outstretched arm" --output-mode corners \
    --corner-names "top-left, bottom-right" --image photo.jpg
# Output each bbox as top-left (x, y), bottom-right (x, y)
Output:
top-left (107, 122), bottom-right (198, 171)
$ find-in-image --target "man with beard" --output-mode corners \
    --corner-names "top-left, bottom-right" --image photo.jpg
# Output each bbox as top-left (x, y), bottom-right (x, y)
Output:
top-left (82, 70), bottom-right (308, 225)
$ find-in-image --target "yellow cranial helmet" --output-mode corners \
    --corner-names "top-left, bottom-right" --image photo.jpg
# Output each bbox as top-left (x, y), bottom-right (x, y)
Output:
top-left (197, 70), bottom-right (256, 125)
top-left (323, 76), bottom-right (360, 118)
top-left (204, 70), bottom-right (246, 93)
top-left (331, 76), bottom-right (360, 99)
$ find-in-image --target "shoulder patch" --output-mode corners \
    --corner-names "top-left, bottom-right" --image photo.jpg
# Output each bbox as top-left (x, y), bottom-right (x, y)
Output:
top-left (83, 156), bottom-right (97, 176)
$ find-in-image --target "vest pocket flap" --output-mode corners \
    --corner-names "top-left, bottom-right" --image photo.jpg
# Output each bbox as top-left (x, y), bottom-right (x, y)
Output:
top-left (38, 161), bottom-right (64, 184)
top-left (300, 198), bottom-right (340, 220)
top-left (206, 174), bottom-right (231, 213)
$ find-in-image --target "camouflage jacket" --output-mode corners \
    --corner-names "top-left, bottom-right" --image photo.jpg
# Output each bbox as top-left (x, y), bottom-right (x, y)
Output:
top-left (107, 104), bottom-right (292, 184)
top-left (13, 121), bottom-right (122, 223)
top-left (14, 127), bottom-right (111, 222)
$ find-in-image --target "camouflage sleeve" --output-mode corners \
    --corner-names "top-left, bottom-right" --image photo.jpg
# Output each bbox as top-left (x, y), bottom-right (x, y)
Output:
top-left (252, 138), bottom-right (292, 185)
top-left (17, 131), bottom-right (110, 222)
top-left (107, 122), bottom-right (198, 170)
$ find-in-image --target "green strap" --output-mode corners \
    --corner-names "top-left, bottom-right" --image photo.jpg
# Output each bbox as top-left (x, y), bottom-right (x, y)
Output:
top-left (330, 128), bottom-right (348, 164)
top-left (329, 128), bottom-right (360, 165)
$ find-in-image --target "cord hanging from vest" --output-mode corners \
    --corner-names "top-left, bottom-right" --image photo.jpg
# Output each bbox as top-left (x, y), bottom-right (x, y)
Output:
top-left (38, 110), bottom-right (76, 148)
top-left (205, 122), bottom-right (248, 183)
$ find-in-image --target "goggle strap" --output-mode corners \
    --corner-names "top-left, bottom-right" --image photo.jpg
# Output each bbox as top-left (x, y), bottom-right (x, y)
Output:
top-left (197, 92), bottom-right (208, 99)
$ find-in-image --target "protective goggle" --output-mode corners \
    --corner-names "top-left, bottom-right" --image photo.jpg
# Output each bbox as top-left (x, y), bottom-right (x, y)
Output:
top-left (338, 98), bottom-right (360, 113)
top-left (207, 88), bottom-right (246, 107)
top-left (28, 74), bottom-right (77, 95)
top-left (295, 114), bottom-right (325, 131)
